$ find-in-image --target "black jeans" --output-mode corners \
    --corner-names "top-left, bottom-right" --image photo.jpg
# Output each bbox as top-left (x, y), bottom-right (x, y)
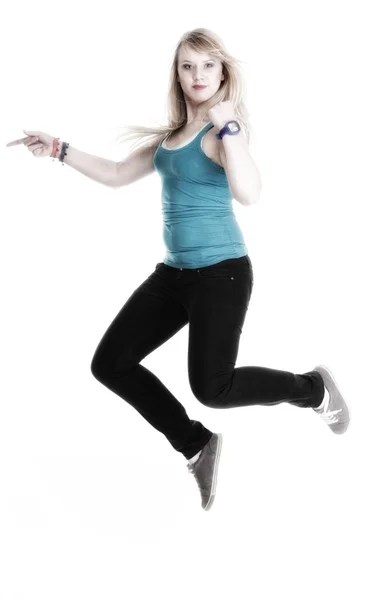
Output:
top-left (90, 255), bottom-right (325, 460)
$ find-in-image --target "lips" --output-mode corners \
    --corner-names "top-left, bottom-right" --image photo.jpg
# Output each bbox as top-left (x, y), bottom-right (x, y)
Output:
top-left (193, 85), bottom-right (207, 89)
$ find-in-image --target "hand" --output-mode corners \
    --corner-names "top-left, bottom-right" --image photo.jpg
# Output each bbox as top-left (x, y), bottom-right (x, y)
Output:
top-left (207, 101), bottom-right (237, 131)
top-left (6, 129), bottom-right (56, 158)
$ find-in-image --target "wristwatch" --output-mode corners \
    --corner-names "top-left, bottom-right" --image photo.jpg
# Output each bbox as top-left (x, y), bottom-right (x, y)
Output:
top-left (215, 120), bottom-right (241, 140)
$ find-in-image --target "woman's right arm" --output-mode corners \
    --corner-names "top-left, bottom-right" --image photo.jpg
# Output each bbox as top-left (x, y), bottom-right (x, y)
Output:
top-left (59, 144), bottom-right (118, 188)
top-left (6, 131), bottom-right (161, 189)
top-left (59, 139), bottom-right (160, 189)
top-left (113, 139), bottom-right (161, 189)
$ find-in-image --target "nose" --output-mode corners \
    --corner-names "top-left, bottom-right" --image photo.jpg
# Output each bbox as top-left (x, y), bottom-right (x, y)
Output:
top-left (193, 68), bottom-right (206, 80)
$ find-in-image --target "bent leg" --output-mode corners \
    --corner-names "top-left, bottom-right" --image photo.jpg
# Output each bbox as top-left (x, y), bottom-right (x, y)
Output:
top-left (91, 267), bottom-right (213, 459)
top-left (188, 269), bottom-right (325, 409)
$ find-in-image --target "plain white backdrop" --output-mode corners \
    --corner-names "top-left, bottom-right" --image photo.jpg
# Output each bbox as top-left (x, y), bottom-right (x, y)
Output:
top-left (1, 0), bottom-right (374, 598)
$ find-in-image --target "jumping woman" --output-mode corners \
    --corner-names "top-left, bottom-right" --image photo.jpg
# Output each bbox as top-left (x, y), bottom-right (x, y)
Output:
top-left (6, 28), bottom-right (350, 511)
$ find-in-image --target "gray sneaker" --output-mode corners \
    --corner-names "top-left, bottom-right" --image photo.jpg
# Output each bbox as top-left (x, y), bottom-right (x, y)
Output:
top-left (187, 433), bottom-right (223, 511)
top-left (313, 364), bottom-right (350, 434)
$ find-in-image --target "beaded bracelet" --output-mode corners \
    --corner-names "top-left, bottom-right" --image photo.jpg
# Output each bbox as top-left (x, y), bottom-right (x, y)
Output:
top-left (51, 137), bottom-right (60, 159)
top-left (59, 141), bottom-right (69, 165)
top-left (51, 138), bottom-right (69, 165)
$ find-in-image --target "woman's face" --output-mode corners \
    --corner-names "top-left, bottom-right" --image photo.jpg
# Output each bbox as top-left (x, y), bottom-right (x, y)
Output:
top-left (177, 47), bottom-right (224, 104)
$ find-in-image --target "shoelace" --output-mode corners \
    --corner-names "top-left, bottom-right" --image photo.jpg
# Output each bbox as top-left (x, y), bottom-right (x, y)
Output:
top-left (315, 391), bottom-right (342, 424)
top-left (187, 462), bottom-right (197, 474)
top-left (187, 451), bottom-right (203, 473)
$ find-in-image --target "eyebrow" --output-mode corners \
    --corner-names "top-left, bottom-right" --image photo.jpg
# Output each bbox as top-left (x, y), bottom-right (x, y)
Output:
top-left (180, 59), bottom-right (215, 64)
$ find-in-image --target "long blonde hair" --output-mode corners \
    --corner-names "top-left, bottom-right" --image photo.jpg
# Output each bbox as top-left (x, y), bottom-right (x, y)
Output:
top-left (113, 28), bottom-right (253, 153)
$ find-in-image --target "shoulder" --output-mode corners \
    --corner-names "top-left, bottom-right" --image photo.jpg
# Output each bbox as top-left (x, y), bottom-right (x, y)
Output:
top-left (149, 133), bottom-right (167, 150)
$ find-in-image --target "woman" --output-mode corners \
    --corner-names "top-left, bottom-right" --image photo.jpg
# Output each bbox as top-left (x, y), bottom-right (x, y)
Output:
top-left (6, 28), bottom-right (350, 511)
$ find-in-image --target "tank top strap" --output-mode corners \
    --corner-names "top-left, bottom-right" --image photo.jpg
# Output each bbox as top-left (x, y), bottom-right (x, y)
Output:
top-left (160, 121), bottom-right (214, 150)
top-left (192, 121), bottom-right (214, 147)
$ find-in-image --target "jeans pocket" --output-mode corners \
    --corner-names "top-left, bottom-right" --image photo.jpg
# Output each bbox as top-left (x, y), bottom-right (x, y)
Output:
top-left (198, 269), bottom-right (235, 281)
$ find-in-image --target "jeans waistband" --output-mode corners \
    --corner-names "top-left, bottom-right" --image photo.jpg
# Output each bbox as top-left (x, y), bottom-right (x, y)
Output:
top-left (159, 254), bottom-right (251, 272)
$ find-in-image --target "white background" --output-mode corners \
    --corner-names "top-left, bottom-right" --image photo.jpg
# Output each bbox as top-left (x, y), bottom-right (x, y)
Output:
top-left (1, 0), bottom-right (374, 598)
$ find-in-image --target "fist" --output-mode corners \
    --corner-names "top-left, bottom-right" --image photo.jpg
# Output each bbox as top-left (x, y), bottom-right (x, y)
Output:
top-left (207, 101), bottom-right (236, 130)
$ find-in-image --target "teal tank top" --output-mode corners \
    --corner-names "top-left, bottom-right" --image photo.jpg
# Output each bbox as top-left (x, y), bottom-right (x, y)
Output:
top-left (152, 121), bottom-right (248, 269)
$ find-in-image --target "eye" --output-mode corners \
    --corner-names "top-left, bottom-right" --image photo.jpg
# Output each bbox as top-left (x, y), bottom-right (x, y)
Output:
top-left (183, 63), bottom-right (214, 69)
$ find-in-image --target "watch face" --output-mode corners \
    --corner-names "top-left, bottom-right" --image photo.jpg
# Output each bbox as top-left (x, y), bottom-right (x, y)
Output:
top-left (228, 121), bottom-right (240, 132)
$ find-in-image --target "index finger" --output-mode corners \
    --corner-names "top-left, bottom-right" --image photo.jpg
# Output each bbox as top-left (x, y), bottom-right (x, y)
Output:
top-left (5, 136), bottom-right (28, 147)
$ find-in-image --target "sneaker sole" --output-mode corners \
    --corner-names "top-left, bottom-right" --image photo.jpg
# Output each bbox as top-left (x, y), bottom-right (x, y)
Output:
top-left (313, 364), bottom-right (350, 433)
top-left (204, 433), bottom-right (223, 511)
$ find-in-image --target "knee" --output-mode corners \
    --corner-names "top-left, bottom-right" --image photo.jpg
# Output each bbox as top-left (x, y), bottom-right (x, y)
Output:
top-left (199, 396), bottom-right (218, 408)
top-left (199, 393), bottom-right (221, 409)
top-left (190, 381), bottom-right (220, 408)
top-left (90, 349), bottom-right (116, 383)
top-left (90, 353), bottom-right (106, 381)
top-left (90, 347), bottom-right (138, 383)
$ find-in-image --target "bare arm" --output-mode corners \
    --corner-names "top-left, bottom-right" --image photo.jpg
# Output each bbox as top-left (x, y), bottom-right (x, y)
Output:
top-left (61, 145), bottom-right (118, 188)
top-left (62, 139), bottom-right (162, 189)
top-left (113, 138), bottom-right (162, 189)
top-left (56, 137), bottom-right (161, 189)
top-left (6, 132), bottom-right (162, 189)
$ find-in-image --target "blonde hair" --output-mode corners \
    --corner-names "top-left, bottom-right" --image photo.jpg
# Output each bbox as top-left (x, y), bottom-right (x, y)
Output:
top-left (113, 28), bottom-right (253, 153)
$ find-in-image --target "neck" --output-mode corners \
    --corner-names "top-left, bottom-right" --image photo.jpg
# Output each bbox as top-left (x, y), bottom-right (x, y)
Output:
top-left (186, 119), bottom-right (210, 126)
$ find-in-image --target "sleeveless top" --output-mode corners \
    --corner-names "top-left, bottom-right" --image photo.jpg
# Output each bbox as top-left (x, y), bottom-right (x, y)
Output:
top-left (152, 120), bottom-right (248, 269)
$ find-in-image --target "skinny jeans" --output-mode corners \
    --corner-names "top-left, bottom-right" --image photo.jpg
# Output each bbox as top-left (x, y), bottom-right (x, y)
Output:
top-left (90, 255), bottom-right (325, 460)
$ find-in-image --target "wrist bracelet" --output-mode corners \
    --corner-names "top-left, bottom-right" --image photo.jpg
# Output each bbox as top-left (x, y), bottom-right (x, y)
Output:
top-left (51, 137), bottom-right (60, 159)
top-left (59, 141), bottom-right (70, 165)
top-left (51, 138), bottom-right (69, 164)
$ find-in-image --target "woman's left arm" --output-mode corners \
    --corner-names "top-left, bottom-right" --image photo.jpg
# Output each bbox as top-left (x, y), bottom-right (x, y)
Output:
top-left (208, 101), bottom-right (262, 206)
top-left (218, 131), bottom-right (262, 206)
